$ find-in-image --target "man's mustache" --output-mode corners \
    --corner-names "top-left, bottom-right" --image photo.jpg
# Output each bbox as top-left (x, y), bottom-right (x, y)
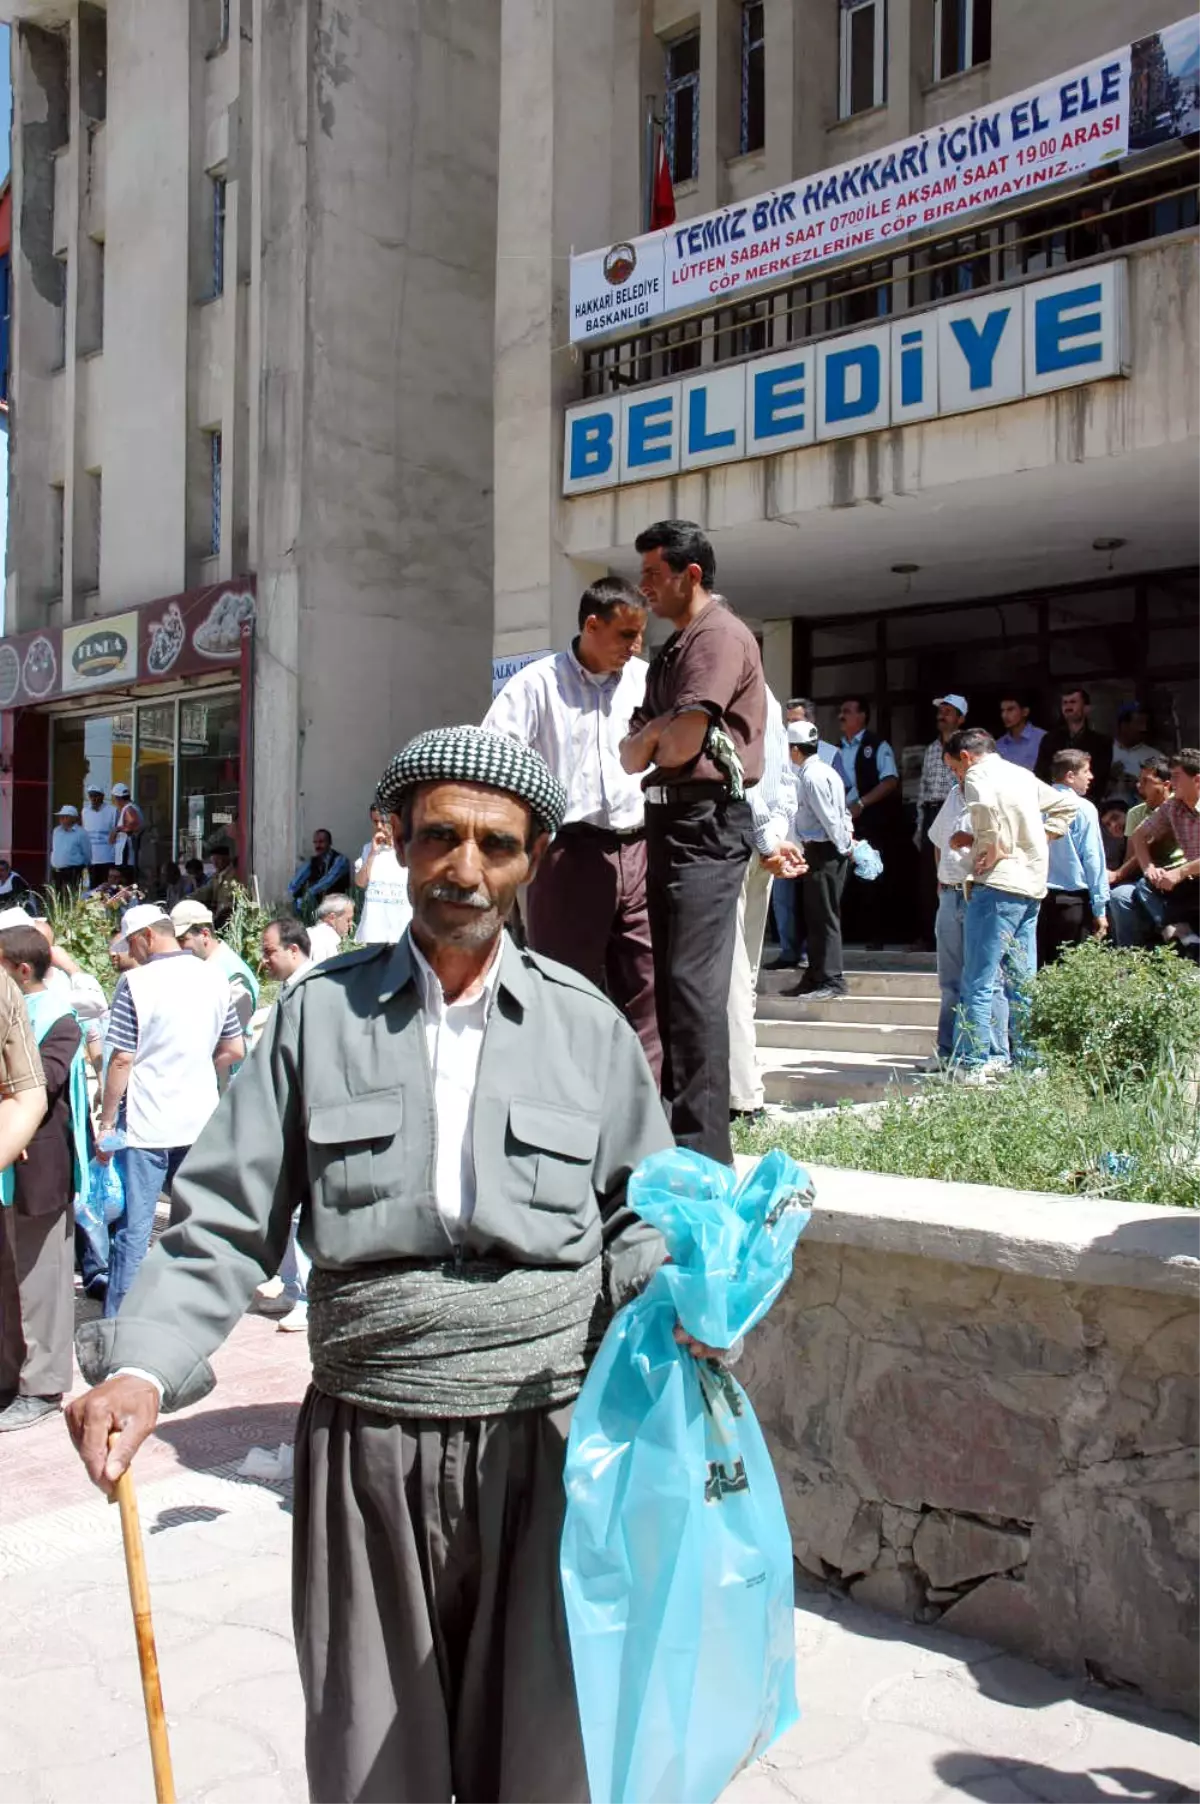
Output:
top-left (427, 883), bottom-right (492, 910)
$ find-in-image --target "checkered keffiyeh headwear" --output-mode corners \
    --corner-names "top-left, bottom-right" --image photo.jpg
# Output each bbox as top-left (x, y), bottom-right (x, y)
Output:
top-left (377, 725), bottom-right (568, 836)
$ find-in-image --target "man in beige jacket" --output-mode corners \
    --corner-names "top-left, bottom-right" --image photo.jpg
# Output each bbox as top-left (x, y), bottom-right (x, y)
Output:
top-left (944, 727), bottom-right (1077, 1079)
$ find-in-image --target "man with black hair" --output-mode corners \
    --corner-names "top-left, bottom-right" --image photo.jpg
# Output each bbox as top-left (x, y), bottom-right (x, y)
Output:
top-left (944, 728), bottom-right (1077, 1078)
top-left (1114, 748), bottom-right (1200, 947)
top-left (289, 829), bottom-right (351, 911)
top-left (621, 520), bottom-right (766, 1163)
top-left (995, 692), bottom-right (1046, 772)
top-left (484, 576), bottom-right (660, 1079)
top-left (837, 694), bottom-right (901, 949)
top-left (1036, 686), bottom-right (1112, 795)
top-left (261, 916), bottom-right (313, 987)
top-left (1038, 750), bottom-right (1109, 964)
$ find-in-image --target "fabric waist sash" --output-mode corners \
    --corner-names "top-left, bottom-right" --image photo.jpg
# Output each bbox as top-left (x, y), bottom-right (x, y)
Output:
top-left (308, 1255), bottom-right (608, 1420)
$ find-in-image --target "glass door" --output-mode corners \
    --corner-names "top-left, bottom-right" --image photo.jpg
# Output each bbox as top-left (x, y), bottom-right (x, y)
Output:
top-left (134, 701), bottom-right (176, 890)
top-left (177, 692), bottom-right (240, 867)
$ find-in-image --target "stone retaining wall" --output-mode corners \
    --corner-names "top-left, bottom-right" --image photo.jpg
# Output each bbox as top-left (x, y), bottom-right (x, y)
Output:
top-left (738, 1163), bottom-right (1200, 1716)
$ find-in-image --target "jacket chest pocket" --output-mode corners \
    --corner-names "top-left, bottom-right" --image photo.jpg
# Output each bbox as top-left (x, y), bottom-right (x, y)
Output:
top-left (308, 1089), bottom-right (404, 1211)
top-left (508, 1098), bottom-right (599, 1214)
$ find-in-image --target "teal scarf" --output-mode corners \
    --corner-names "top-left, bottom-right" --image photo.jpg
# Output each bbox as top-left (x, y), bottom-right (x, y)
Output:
top-left (1, 989), bottom-right (92, 1213)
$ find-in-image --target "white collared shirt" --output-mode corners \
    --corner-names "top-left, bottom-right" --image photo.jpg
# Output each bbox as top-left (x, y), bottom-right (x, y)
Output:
top-left (926, 783), bottom-right (974, 886)
top-left (483, 646), bottom-right (648, 831)
top-left (408, 931), bottom-right (503, 1237)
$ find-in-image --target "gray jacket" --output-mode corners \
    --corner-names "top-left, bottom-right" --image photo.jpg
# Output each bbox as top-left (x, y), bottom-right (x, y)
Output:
top-left (80, 935), bottom-right (673, 1410)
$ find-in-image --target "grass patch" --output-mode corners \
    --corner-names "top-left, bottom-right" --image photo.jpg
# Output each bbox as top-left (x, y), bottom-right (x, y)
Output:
top-left (737, 943), bottom-right (1200, 1209)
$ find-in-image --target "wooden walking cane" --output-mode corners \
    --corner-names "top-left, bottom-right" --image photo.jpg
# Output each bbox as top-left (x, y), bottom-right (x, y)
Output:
top-left (109, 1433), bottom-right (177, 1803)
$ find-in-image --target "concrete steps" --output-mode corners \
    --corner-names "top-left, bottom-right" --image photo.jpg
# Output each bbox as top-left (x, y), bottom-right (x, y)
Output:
top-left (754, 955), bottom-right (939, 1108)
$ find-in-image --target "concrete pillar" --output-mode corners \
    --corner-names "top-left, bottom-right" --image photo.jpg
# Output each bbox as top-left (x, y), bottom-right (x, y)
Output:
top-left (101, 0), bottom-right (190, 605)
top-left (251, 0), bottom-right (501, 898)
top-left (493, 0), bottom-right (616, 664)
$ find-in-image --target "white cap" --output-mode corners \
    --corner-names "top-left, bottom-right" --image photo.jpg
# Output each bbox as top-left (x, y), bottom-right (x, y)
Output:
top-left (55, 803), bottom-right (80, 818)
top-left (787, 720), bottom-right (820, 749)
top-left (170, 900), bottom-right (214, 933)
top-left (934, 693), bottom-right (968, 716)
top-left (112, 782), bottom-right (131, 797)
top-left (0, 906), bottom-right (34, 931)
top-left (110, 933), bottom-right (129, 959)
top-left (121, 902), bottom-right (171, 939)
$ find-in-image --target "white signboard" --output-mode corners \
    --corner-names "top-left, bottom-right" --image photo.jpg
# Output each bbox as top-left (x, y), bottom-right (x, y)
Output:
top-left (491, 650), bottom-right (549, 699)
top-left (565, 16), bottom-right (1200, 344)
top-left (563, 262), bottom-right (1129, 494)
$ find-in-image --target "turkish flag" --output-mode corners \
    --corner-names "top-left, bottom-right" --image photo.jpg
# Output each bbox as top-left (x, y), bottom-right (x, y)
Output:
top-left (650, 129), bottom-right (676, 230)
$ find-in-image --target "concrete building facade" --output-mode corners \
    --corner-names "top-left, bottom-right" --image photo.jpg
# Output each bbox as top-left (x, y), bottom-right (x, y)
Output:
top-left (493, 0), bottom-right (1199, 788)
top-left (0, 0), bottom-right (498, 892)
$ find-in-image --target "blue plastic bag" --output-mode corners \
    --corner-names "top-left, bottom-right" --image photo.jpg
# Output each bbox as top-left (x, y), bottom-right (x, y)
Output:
top-left (852, 838), bottom-right (883, 881)
top-left (561, 1147), bottom-right (813, 1804)
top-left (76, 1151), bottom-right (125, 1232)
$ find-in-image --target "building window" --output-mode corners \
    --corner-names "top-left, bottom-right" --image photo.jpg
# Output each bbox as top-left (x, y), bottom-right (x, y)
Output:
top-left (740, 3), bottom-right (765, 155)
top-left (839, 0), bottom-right (887, 118)
top-left (209, 430), bottom-right (223, 556)
top-left (934, 0), bottom-right (991, 81)
top-left (218, 0), bottom-right (231, 48)
top-left (665, 31), bottom-right (700, 185)
top-left (211, 174), bottom-right (227, 296)
top-left (50, 485), bottom-right (65, 598)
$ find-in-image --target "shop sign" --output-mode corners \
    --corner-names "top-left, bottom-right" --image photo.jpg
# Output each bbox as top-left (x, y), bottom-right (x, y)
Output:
top-left (568, 15), bottom-right (1198, 343)
top-left (62, 611), bottom-right (139, 693)
top-left (0, 578), bottom-right (257, 710)
top-left (563, 261), bottom-right (1129, 495)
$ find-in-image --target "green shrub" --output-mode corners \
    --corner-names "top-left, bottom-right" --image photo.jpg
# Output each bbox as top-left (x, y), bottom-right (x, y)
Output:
top-left (43, 887), bottom-right (121, 998)
top-left (219, 882), bottom-right (275, 969)
top-left (732, 1067), bottom-right (1200, 1209)
top-left (1029, 940), bottom-right (1200, 1084)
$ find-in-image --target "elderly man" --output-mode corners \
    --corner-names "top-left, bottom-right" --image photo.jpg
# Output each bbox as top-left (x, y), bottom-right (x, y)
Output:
top-left (307, 891), bottom-right (355, 962)
top-left (81, 786), bottom-right (119, 889)
top-left (49, 806), bottom-right (91, 888)
top-left (97, 903), bottom-right (245, 1314)
top-left (67, 725), bottom-right (708, 1804)
top-left (171, 899), bottom-right (260, 1034)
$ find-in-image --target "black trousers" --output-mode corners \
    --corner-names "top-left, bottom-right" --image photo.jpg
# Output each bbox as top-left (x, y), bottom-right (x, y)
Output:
top-left (844, 803), bottom-right (904, 944)
top-left (644, 796), bottom-right (753, 1165)
top-left (1037, 888), bottom-right (1093, 965)
top-left (799, 842), bottom-right (850, 991)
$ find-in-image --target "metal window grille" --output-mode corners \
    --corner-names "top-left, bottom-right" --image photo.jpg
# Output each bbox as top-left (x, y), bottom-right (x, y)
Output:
top-left (740, 3), bottom-right (765, 155)
top-left (212, 175), bottom-right (227, 296)
top-left (839, 0), bottom-right (886, 119)
top-left (209, 430), bottom-right (222, 556)
top-left (665, 31), bottom-right (700, 184)
top-left (219, 0), bottom-right (230, 47)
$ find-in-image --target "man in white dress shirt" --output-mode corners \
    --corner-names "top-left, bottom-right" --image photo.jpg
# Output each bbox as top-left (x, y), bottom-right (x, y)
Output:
top-left (484, 576), bottom-right (661, 1080)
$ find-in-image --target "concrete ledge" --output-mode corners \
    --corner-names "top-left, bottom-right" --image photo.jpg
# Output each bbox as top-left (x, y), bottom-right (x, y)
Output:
top-left (734, 1156), bottom-right (1200, 1297)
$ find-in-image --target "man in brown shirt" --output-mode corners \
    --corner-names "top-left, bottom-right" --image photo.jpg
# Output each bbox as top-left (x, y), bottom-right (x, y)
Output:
top-left (621, 519), bottom-right (766, 1164)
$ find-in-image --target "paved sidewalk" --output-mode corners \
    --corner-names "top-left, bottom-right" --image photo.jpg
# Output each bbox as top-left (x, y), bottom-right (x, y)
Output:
top-left (0, 1310), bottom-right (1195, 1803)
top-left (0, 1455), bottom-right (1196, 1802)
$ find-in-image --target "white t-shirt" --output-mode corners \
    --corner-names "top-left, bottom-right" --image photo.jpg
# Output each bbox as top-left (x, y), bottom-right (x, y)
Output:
top-left (113, 952), bottom-right (239, 1148)
top-left (82, 801), bottom-right (119, 864)
top-left (354, 842), bottom-right (412, 944)
top-left (1109, 740), bottom-right (1162, 796)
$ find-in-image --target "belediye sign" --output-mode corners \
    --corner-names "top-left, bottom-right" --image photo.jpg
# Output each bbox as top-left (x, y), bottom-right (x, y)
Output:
top-left (563, 262), bottom-right (1128, 496)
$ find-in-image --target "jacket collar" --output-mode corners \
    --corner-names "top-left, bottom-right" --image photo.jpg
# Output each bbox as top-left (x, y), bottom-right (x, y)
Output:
top-left (376, 927), bottom-right (533, 1012)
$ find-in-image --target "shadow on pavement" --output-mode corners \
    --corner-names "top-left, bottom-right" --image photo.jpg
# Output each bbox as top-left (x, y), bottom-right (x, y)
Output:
top-left (936, 1753), bottom-right (1200, 1801)
top-left (154, 1402), bottom-right (299, 1473)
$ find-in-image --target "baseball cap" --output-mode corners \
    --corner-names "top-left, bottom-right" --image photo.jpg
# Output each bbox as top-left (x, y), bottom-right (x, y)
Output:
top-left (787, 720), bottom-right (820, 749)
top-left (86, 783), bottom-right (104, 794)
top-left (934, 694), bottom-right (968, 716)
top-left (112, 782), bottom-right (131, 797)
top-left (170, 900), bottom-right (214, 933)
top-left (55, 803), bottom-right (80, 818)
top-left (121, 902), bottom-right (171, 939)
